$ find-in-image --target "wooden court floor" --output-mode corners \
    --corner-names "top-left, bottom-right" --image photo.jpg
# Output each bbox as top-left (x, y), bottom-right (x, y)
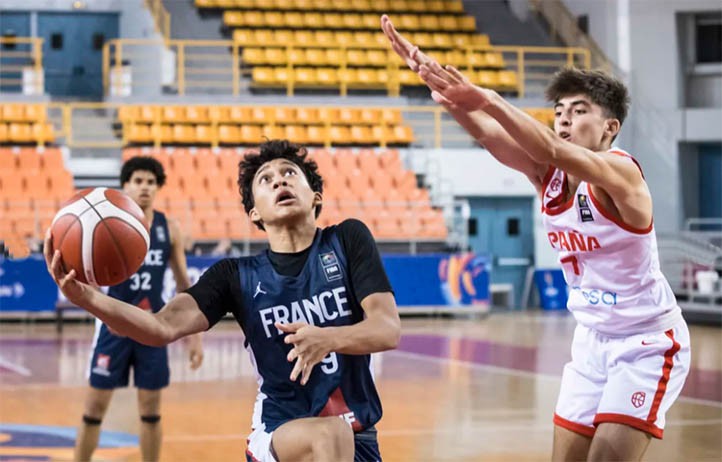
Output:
top-left (1, 312), bottom-right (720, 461)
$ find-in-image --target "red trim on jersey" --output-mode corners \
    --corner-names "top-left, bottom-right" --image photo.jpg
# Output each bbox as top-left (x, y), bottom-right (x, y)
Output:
top-left (246, 439), bottom-right (261, 462)
top-left (594, 413), bottom-right (663, 439)
top-left (647, 330), bottom-right (681, 425)
top-left (608, 149), bottom-right (646, 178)
top-left (587, 184), bottom-right (654, 234)
top-left (540, 166), bottom-right (556, 212)
top-left (553, 413), bottom-right (595, 437)
top-left (543, 171), bottom-right (575, 215)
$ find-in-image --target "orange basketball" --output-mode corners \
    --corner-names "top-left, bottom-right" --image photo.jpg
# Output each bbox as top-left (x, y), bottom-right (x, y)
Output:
top-left (50, 187), bottom-right (150, 287)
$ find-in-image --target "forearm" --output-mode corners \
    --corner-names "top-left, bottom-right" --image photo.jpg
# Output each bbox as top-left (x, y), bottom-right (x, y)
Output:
top-left (443, 104), bottom-right (494, 142)
top-left (327, 314), bottom-right (400, 355)
top-left (84, 290), bottom-right (173, 346)
top-left (482, 91), bottom-right (559, 163)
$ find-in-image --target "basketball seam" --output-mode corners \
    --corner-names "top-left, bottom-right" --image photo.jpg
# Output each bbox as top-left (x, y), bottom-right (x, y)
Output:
top-left (53, 215), bottom-right (81, 274)
top-left (82, 196), bottom-right (131, 281)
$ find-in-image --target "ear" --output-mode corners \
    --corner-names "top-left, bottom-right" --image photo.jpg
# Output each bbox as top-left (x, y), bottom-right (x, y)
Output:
top-left (605, 118), bottom-right (621, 139)
top-left (313, 191), bottom-right (323, 207)
top-left (249, 207), bottom-right (262, 226)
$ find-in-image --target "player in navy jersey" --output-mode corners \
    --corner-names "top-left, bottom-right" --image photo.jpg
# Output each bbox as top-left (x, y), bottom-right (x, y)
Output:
top-left (73, 156), bottom-right (204, 462)
top-left (45, 140), bottom-right (401, 462)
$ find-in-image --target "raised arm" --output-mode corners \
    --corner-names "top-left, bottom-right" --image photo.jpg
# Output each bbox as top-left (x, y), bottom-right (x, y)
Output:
top-left (45, 232), bottom-right (209, 347)
top-left (380, 14), bottom-right (548, 187)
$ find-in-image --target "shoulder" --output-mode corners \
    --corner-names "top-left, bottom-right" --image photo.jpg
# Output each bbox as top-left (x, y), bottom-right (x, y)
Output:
top-left (334, 218), bottom-right (373, 236)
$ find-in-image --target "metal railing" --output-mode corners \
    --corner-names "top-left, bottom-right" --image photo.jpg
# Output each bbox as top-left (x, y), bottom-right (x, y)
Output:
top-left (102, 38), bottom-right (589, 97)
top-left (0, 37), bottom-right (44, 94)
top-left (144, 0), bottom-right (171, 41)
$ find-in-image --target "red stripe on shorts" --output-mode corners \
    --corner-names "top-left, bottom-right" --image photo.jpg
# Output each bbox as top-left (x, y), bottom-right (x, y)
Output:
top-left (647, 329), bottom-right (681, 424)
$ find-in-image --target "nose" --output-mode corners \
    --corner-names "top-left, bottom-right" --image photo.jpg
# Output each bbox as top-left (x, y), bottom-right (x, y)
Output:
top-left (558, 110), bottom-right (571, 127)
top-left (272, 175), bottom-right (288, 189)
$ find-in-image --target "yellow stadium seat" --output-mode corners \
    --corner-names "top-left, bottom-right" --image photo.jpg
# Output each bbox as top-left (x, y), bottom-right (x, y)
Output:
top-left (410, 32), bottom-right (433, 48)
top-left (264, 48), bottom-right (286, 65)
top-left (286, 48), bottom-right (305, 66)
top-left (459, 16), bottom-right (477, 31)
top-left (252, 0), bottom-right (273, 9)
top-left (329, 126), bottom-right (351, 145)
top-left (294, 30), bottom-right (314, 45)
top-left (305, 48), bottom-right (327, 66)
top-left (324, 48), bottom-right (342, 64)
top-left (195, 125), bottom-right (216, 145)
top-left (306, 125), bottom-right (327, 145)
top-left (317, 107), bottom-right (339, 122)
top-left (471, 34), bottom-right (490, 47)
top-left (366, 49), bottom-right (386, 65)
top-left (284, 125), bottom-right (309, 144)
top-left (431, 33), bottom-right (453, 48)
top-left (370, 33), bottom-right (389, 47)
top-left (235, 0), bottom-right (256, 9)
top-left (420, 15), bottom-right (441, 30)
top-left (244, 11), bottom-right (264, 27)
top-left (233, 29), bottom-right (253, 46)
top-left (445, 50), bottom-right (466, 67)
top-left (359, 108), bottom-right (381, 125)
top-left (407, 1), bottom-right (426, 12)
top-left (438, 16), bottom-right (457, 31)
top-left (314, 30), bottom-right (335, 47)
top-left (399, 69), bottom-right (423, 86)
top-left (352, 0), bottom-right (372, 11)
top-left (283, 12), bottom-right (304, 29)
top-left (304, 12), bottom-right (324, 29)
top-left (469, 52), bottom-right (487, 68)
top-left (208, 106), bottom-right (230, 122)
top-left (342, 13), bottom-right (362, 29)
top-left (117, 106), bottom-right (139, 122)
top-left (24, 105), bottom-right (47, 122)
top-left (0, 124), bottom-right (7, 143)
top-left (195, 0), bottom-right (215, 8)
top-left (387, 0), bottom-right (407, 12)
top-left (357, 68), bottom-right (382, 86)
top-left (451, 33), bottom-right (471, 48)
top-left (126, 123), bottom-right (153, 144)
top-left (1, 104), bottom-right (24, 122)
top-left (151, 124), bottom-right (173, 145)
top-left (371, 0), bottom-right (390, 12)
top-left (477, 71), bottom-right (499, 88)
top-left (273, 67), bottom-right (291, 83)
top-left (239, 125), bottom-right (263, 144)
top-left (229, 106), bottom-right (253, 123)
top-left (263, 11), bottom-right (284, 28)
top-left (173, 124), bottom-right (196, 144)
top-left (273, 29), bottom-right (294, 45)
top-left (241, 47), bottom-right (266, 65)
top-left (295, 68), bottom-right (317, 85)
top-left (218, 125), bottom-right (241, 144)
top-left (138, 105), bottom-right (158, 123)
top-left (262, 125), bottom-right (284, 140)
top-left (447, 0), bottom-right (464, 13)
top-left (485, 52), bottom-right (505, 68)
top-left (310, 0), bottom-right (328, 9)
top-left (8, 123), bottom-right (33, 143)
top-left (295, 107), bottom-right (319, 125)
top-left (334, 31), bottom-right (354, 47)
top-left (254, 29), bottom-right (274, 44)
top-left (346, 49), bottom-right (369, 66)
top-left (223, 11), bottom-right (243, 27)
top-left (338, 108), bottom-right (360, 125)
top-left (392, 125), bottom-right (414, 145)
top-left (32, 123), bottom-right (54, 144)
top-left (185, 106), bottom-right (209, 124)
top-left (338, 68), bottom-right (359, 85)
top-left (250, 107), bottom-right (272, 124)
top-left (498, 70), bottom-right (519, 90)
top-left (252, 67), bottom-right (276, 84)
top-left (361, 14), bottom-right (379, 29)
top-left (316, 68), bottom-right (338, 86)
top-left (350, 126), bottom-right (374, 145)
top-left (399, 15), bottom-right (420, 30)
top-left (381, 108), bottom-right (403, 125)
top-left (162, 106), bottom-right (186, 123)
top-left (323, 13), bottom-right (344, 29)
top-left (427, 1), bottom-right (445, 12)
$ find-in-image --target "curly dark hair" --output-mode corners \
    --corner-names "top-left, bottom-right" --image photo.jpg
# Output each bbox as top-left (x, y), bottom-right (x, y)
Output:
top-left (238, 139), bottom-right (324, 230)
top-left (120, 156), bottom-right (166, 187)
top-left (546, 68), bottom-right (630, 126)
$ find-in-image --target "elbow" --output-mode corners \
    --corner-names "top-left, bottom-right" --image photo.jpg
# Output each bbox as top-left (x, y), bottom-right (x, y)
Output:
top-left (384, 315), bottom-right (402, 350)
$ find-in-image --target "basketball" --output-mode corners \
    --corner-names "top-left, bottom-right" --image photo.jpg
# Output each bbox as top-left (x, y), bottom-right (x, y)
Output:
top-left (50, 187), bottom-right (150, 287)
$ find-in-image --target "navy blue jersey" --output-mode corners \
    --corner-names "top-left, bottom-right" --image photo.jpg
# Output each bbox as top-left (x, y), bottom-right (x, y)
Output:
top-left (107, 211), bottom-right (171, 312)
top-left (237, 226), bottom-right (382, 433)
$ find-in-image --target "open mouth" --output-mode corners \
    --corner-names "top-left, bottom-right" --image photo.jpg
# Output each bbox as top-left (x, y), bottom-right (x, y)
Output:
top-left (275, 190), bottom-right (296, 205)
top-left (559, 132), bottom-right (571, 141)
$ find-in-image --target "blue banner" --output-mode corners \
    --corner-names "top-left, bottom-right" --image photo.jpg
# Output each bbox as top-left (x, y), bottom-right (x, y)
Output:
top-left (1, 253), bottom-right (490, 312)
top-left (534, 269), bottom-right (568, 310)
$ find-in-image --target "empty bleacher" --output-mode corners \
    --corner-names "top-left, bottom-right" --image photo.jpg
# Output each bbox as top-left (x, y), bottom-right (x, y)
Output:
top-left (0, 104), bottom-right (55, 146)
top-left (122, 147), bottom-right (446, 242)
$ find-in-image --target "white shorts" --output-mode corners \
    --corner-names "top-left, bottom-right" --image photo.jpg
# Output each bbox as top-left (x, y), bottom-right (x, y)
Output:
top-left (554, 319), bottom-right (690, 439)
top-left (246, 427), bottom-right (276, 462)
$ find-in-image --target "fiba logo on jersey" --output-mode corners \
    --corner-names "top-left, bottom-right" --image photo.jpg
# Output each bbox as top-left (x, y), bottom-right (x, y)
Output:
top-left (320, 251), bottom-right (342, 282)
top-left (156, 226), bottom-right (166, 242)
top-left (631, 391), bottom-right (646, 408)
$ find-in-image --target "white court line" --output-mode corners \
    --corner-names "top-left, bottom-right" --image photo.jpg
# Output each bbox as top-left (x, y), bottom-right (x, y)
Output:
top-left (389, 350), bottom-right (722, 408)
top-left (0, 356), bottom-right (32, 376)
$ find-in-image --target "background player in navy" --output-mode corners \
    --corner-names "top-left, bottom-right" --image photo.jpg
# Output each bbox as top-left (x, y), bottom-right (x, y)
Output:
top-left (46, 140), bottom-right (400, 462)
top-left (74, 157), bottom-right (204, 462)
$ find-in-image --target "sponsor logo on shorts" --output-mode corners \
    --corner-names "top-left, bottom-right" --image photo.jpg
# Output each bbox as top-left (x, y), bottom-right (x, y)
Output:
top-left (92, 354), bottom-right (111, 377)
top-left (631, 391), bottom-right (646, 408)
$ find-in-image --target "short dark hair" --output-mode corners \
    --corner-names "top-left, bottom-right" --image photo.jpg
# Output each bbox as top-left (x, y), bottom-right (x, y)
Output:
top-left (546, 68), bottom-right (630, 125)
top-left (120, 156), bottom-right (166, 187)
top-left (238, 139), bottom-right (324, 230)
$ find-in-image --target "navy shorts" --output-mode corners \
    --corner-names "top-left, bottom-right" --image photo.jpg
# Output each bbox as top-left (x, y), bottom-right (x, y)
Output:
top-left (354, 426), bottom-right (381, 462)
top-left (88, 322), bottom-right (169, 390)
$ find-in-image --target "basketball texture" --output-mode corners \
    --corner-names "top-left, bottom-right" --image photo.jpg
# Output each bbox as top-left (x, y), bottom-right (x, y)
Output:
top-left (50, 187), bottom-right (150, 286)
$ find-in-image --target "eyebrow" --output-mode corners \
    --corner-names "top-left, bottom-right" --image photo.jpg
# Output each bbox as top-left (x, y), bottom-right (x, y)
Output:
top-left (554, 99), bottom-right (590, 110)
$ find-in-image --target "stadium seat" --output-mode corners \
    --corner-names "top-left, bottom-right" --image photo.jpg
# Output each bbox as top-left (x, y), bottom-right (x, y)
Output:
top-left (186, 106), bottom-right (209, 124)
top-left (162, 106), bottom-right (186, 123)
top-left (218, 125), bottom-right (241, 144)
top-left (9, 123), bottom-right (33, 143)
top-left (239, 125), bottom-right (264, 144)
top-left (296, 107), bottom-right (319, 125)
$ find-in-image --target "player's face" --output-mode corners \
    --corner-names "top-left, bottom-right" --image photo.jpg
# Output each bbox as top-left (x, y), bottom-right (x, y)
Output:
top-left (553, 94), bottom-right (615, 151)
top-left (123, 170), bottom-right (158, 210)
top-left (250, 159), bottom-right (320, 229)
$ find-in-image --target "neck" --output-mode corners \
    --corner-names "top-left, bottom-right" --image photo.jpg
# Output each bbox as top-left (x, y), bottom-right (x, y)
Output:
top-left (266, 219), bottom-right (317, 253)
top-left (142, 207), bottom-right (153, 224)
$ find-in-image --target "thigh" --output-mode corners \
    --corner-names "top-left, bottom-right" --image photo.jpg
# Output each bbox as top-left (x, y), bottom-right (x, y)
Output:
top-left (588, 422), bottom-right (651, 461)
top-left (137, 388), bottom-right (162, 416)
top-left (271, 416), bottom-right (353, 462)
top-left (132, 343), bottom-right (169, 390)
top-left (552, 425), bottom-right (591, 462)
top-left (554, 325), bottom-right (605, 436)
top-left (596, 321), bottom-right (691, 438)
top-left (82, 386), bottom-right (115, 418)
top-left (89, 324), bottom-right (133, 389)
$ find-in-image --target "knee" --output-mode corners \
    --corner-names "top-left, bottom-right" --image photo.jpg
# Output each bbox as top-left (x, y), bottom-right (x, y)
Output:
top-left (311, 418), bottom-right (353, 457)
top-left (84, 400), bottom-right (109, 419)
top-left (140, 415), bottom-right (161, 425)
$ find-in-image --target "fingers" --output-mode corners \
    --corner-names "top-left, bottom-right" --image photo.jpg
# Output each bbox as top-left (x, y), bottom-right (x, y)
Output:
top-left (59, 269), bottom-right (77, 288)
top-left (289, 356), bottom-right (305, 382)
top-left (431, 90), bottom-right (453, 107)
top-left (287, 347), bottom-right (299, 363)
top-left (275, 321), bottom-right (307, 333)
top-left (419, 65), bottom-right (451, 93)
top-left (50, 250), bottom-right (66, 282)
top-left (301, 362), bottom-right (313, 386)
top-left (445, 64), bottom-right (469, 84)
top-left (190, 351), bottom-right (203, 370)
top-left (43, 229), bottom-right (54, 270)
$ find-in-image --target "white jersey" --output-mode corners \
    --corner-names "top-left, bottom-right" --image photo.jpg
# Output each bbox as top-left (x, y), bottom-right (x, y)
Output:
top-left (541, 148), bottom-right (682, 336)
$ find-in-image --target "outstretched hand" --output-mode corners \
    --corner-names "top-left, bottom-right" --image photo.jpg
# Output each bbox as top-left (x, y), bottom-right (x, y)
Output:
top-left (43, 229), bottom-right (97, 308)
top-left (381, 14), bottom-right (493, 112)
top-left (184, 334), bottom-right (204, 370)
top-left (276, 322), bottom-right (334, 386)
